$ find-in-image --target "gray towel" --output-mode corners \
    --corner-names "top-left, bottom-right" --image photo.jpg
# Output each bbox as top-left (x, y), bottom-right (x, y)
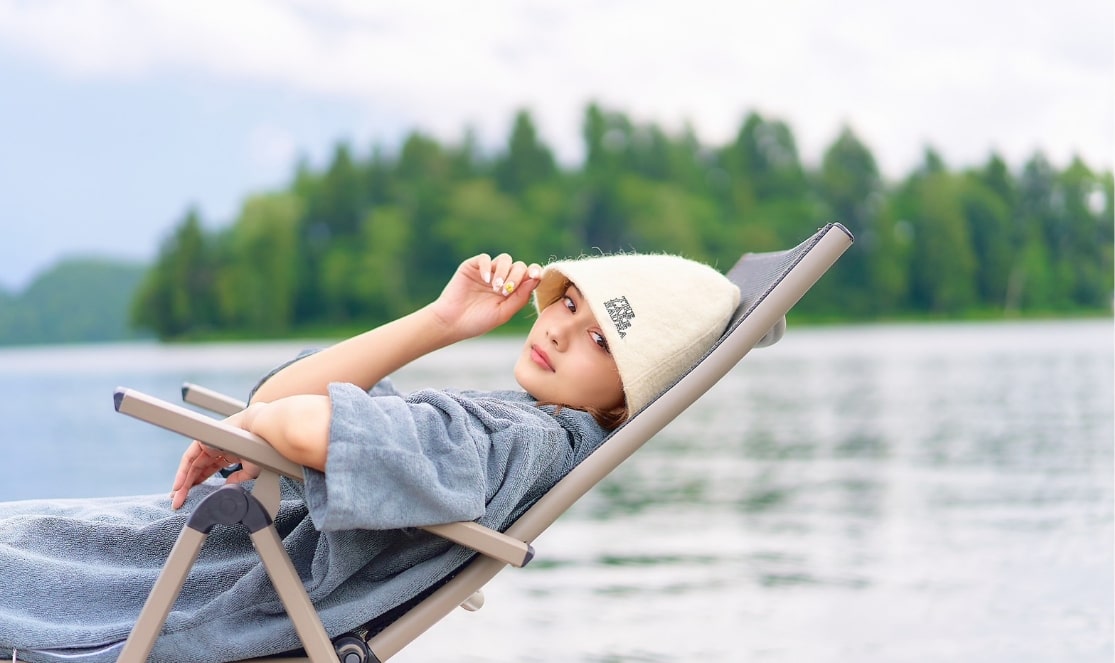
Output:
top-left (0, 379), bottom-right (605, 663)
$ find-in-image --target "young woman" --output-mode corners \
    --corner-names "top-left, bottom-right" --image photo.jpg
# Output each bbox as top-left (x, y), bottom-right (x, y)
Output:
top-left (1, 251), bottom-right (739, 663)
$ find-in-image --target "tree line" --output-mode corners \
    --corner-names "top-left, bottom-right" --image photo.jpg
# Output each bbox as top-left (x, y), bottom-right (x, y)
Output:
top-left (132, 104), bottom-right (1114, 339)
top-left (0, 260), bottom-right (146, 345)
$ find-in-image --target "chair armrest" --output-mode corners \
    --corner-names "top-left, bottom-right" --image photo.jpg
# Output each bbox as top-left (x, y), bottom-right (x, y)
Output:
top-left (181, 382), bottom-right (246, 417)
top-left (423, 522), bottom-right (534, 567)
top-left (114, 387), bottom-right (535, 568)
top-left (114, 388), bottom-right (303, 479)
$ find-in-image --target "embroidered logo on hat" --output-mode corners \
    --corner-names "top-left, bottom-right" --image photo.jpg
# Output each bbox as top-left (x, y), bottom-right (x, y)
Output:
top-left (604, 296), bottom-right (635, 338)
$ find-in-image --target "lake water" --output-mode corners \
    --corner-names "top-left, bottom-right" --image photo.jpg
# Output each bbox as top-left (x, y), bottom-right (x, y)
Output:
top-left (0, 320), bottom-right (1111, 662)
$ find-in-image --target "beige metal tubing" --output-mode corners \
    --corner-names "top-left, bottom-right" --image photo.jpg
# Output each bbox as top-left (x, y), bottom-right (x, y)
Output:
top-left (250, 526), bottom-right (339, 662)
top-left (114, 388), bottom-right (304, 479)
top-left (366, 556), bottom-right (507, 660)
top-left (117, 528), bottom-right (208, 663)
top-left (118, 491), bottom-right (339, 663)
top-left (421, 522), bottom-right (533, 567)
top-left (182, 382), bottom-right (246, 417)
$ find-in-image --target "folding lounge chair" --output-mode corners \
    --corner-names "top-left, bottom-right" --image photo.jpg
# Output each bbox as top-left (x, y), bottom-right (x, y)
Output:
top-left (110, 222), bottom-right (853, 663)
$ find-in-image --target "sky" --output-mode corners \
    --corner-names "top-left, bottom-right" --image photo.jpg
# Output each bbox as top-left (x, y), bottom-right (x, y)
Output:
top-left (1, 0), bottom-right (1111, 291)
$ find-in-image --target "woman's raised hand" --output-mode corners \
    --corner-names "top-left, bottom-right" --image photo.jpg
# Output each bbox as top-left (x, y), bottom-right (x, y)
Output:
top-left (429, 253), bottom-right (543, 341)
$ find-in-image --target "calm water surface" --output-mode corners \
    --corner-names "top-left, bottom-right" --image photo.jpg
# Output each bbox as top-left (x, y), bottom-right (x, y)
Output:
top-left (0, 320), bottom-right (1111, 662)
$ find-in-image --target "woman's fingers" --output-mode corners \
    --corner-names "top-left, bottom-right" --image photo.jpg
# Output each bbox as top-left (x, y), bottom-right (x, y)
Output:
top-left (173, 441), bottom-right (222, 488)
top-left (497, 260), bottom-right (525, 296)
top-left (487, 253), bottom-right (512, 292)
top-left (503, 261), bottom-right (544, 297)
top-left (171, 455), bottom-right (220, 509)
top-left (510, 262), bottom-right (543, 302)
top-left (475, 253), bottom-right (493, 284)
top-left (170, 440), bottom-right (240, 509)
top-left (488, 257), bottom-right (543, 297)
top-left (172, 440), bottom-right (202, 493)
top-left (471, 253), bottom-right (543, 292)
top-left (224, 462), bottom-right (261, 485)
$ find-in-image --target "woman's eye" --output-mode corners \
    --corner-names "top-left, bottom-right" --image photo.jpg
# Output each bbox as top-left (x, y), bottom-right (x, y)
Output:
top-left (590, 331), bottom-right (610, 353)
top-left (563, 295), bottom-right (576, 313)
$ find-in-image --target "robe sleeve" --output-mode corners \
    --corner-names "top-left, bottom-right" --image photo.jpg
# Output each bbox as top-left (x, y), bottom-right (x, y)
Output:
top-left (301, 382), bottom-right (490, 531)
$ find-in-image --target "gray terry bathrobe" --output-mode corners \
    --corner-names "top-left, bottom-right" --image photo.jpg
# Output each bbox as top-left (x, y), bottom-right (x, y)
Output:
top-left (0, 377), bottom-right (607, 663)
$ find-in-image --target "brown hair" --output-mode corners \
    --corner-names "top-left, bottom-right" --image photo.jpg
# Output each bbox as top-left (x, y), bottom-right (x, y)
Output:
top-left (537, 401), bottom-right (628, 432)
top-left (584, 403), bottom-right (629, 431)
top-left (536, 278), bottom-right (629, 431)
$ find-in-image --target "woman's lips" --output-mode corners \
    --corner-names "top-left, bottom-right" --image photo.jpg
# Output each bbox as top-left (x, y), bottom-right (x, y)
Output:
top-left (530, 344), bottom-right (554, 371)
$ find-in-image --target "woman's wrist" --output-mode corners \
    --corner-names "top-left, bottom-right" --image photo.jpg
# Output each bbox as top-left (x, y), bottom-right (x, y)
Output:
top-left (238, 401), bottom-right (268, 432)
top-left (416, 303), bottom-right (472, 345)
top-left (243, 396), bottom-right (330, 471)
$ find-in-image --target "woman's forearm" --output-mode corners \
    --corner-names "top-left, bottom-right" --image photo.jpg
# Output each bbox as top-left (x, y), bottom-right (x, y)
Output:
top-left (241, 396), bottom-right (332, 471)
top-left (241, 306), bottom-right (459, 472)
top-left (250, 253), bottom-right (539, 404)
top-left (250, 305), bottom-right (459, 404)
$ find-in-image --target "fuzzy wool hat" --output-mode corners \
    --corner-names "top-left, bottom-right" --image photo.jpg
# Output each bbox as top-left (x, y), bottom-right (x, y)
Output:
top-left (533, 253), bottom-right (741, 415)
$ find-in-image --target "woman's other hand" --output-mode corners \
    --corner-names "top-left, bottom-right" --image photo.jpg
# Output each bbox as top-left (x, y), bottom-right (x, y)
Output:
top-left (170, 439), bottom-right (258, 509)
top-left (429, 253), bottom-right (543, 340)
top-left (170, 406), bottom-right (261, 510)
top-left (170, 398), bottom-right (329, 509)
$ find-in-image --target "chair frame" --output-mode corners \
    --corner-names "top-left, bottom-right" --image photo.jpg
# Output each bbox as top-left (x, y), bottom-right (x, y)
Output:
top-left (111, 223), bottom-right (853, 663)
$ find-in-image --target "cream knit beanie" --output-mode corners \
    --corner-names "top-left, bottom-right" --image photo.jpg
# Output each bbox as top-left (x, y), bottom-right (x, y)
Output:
top-left (533, 253), bottom-right (741, 415)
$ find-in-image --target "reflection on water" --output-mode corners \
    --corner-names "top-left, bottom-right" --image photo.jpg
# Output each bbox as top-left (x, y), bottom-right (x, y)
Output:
top-left (0, 320), bottom-right (1111, 662)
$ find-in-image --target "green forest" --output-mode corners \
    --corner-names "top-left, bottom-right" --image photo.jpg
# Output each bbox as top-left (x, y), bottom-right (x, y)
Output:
top-left (0, 259), bottom-right (147, 345)
top-left (132, 104), bottom-right (1114, 340)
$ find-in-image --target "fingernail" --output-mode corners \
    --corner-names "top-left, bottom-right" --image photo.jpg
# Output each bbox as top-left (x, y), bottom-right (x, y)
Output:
top-left (492, 276), bottom-right (504, 292)
top-left (482, 269), bottom-right (491, 284)
top-left (528, 266), bottom-right (541, 279)
top-left (503, 281), bottom-right (516, 296)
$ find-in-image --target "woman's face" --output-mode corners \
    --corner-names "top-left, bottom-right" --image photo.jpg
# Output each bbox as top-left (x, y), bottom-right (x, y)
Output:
top-left (514, 284), bottom-right (624, 413)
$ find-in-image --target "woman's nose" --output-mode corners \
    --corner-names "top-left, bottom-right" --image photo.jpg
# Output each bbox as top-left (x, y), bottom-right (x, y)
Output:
top-left (546, 319), bottom-right (571, 349)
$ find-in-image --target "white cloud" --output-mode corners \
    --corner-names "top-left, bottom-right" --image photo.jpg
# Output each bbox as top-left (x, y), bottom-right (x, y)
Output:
top-left (0, 0), bottom-right (1110, 174)
top-left (247, 123), bottom-right (299, 172)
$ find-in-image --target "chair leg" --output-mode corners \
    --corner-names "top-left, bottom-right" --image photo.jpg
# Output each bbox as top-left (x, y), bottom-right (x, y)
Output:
top-left (117, 523), bottom-right (208, 662)
top-left (118, 485), bottom-right (340, 663)
top-left (250, 525), bottom-right (336, 660)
